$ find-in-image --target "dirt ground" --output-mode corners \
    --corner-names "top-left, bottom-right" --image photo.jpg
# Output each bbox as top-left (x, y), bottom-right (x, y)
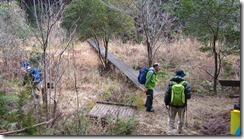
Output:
top-left (136, 93), bottom-right (237, 135)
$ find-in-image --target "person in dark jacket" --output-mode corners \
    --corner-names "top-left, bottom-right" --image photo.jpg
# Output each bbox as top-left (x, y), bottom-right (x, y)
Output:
top-left (164, 70), bottom-right (192, 135)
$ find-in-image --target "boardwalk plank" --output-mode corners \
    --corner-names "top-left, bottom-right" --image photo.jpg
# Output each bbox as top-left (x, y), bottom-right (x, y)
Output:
top-left (87, 39), bottom-right (163, 94)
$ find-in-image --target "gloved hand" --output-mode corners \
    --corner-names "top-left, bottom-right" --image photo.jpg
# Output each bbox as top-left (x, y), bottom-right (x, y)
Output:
top-left (144, 88), bottom-right (148, 93)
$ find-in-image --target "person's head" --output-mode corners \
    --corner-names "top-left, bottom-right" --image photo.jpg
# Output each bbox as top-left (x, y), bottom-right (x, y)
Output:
top-left (23, 61), bottom-right (30, 67)
top-left (23, 61), bottom-right (31, 70)
top-left (175, 70), bottom-right (186, 77)
top-left (153, 63), bottom-right (160, 72)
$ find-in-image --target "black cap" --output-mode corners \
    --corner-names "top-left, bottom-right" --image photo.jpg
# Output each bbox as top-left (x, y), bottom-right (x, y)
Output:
top-left (176, 70), bottom-right (186, 77)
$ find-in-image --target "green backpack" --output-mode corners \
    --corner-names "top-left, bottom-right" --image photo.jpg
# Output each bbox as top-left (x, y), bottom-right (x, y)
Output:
top-left (170, 81), bottom-right (185, 106)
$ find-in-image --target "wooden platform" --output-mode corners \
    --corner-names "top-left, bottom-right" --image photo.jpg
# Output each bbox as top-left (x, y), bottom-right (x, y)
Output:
top-left (219, 80), bottom-right (240, 87)
top-left (87, 39), bottom-right (163, 94)
top-left (87, 101), bottom-right (136, 121)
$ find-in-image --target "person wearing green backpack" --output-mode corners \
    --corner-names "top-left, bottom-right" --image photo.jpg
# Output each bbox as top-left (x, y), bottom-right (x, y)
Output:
top-left (164, 70), bottom-right (192, 135)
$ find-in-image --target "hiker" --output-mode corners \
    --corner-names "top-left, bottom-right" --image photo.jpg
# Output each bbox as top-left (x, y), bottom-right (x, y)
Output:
top-left (22, 61), bottom-right (32, 86)
top-left (30, 67), bottom-right (41, 99)
top-left (144, 63), bottom-right (160, 112)
top-left (164, 70), bottom-right (192, 135)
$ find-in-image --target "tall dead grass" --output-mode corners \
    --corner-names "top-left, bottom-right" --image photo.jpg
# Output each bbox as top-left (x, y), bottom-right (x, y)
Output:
top-left (108, 36), bottom-right (240, 93)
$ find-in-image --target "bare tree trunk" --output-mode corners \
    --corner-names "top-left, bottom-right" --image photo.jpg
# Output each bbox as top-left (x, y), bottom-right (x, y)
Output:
top-left (92, 32), bottom-right (106, 69)
top-left (146, 39), bottom-right (153, 67)
top-left (213, 35), bottom-right (218, 94)
top-left (103, 35), bottom-right (109, 69)
top-left (43, 48), bottom-right (49, 119)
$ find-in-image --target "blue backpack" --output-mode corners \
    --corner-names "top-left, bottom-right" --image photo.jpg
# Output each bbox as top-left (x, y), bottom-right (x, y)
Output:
top-left (33, 73), bottom-right (41, 83)
top-left (32, 68), bottom-right (41, 83)
top-left (137, 67), bottom-right (149, 84)
top-left (32, 67), bottom-right (39, 75)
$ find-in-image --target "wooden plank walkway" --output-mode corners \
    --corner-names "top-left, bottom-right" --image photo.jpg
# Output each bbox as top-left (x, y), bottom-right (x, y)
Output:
top-left (88, 101), bottom-right (136, 121)
top-left (87, 39), bottom-right (163, 94)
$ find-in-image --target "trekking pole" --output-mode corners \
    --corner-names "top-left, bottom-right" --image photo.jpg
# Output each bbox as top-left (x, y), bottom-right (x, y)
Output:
top-left (185, 107), bottom-right (188, 128)
top-left (166, 105), bottom-right (170, 116)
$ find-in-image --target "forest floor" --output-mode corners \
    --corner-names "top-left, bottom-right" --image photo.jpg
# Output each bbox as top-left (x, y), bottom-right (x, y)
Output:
top-left (56, 40), bottom-right (239, 135)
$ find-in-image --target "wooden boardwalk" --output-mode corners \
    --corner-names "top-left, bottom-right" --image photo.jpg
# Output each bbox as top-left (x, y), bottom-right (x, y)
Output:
top-left (87, 39), bottom-right (163, 94)
top-left (88, 101), bottom-right (136, 121)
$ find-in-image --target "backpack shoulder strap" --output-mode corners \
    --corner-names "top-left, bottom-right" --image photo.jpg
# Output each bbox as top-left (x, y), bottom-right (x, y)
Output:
top-left (172, 81), bottom-right (185, 85)
top-left (179, 81), bottom-right (185, 85)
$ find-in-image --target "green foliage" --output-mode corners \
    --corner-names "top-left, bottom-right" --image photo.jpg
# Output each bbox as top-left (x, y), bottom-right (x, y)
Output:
top-left (195, 81), bottom-right (212, 94)
top-left (101, 90), bottom-right (112, 101)
top-left (105, 118), bottom-right (138, 135)
top-left (199, 46), bottom-right (212, 53)
top-left (29, 52), bottom-right (42, 67)
top-left (0, 87), bottom-right (39, 135)
top-left (170, 0), bottom-right (240, 48)
top-left (0, 91), bottom-right (8, 117)
top-left (0, 90), bottom-right (19, 131)
top-left (86, 101), bottom-right (96, 111)
top-left (0, 91), bottom-right (18, 118)
top-left (125, 95), bottom-right (144, 110)
top-left (0, 1), bottom-right (32, 39)
top-left (60, 114), bottom-right (91, 135)
top-left (168, 0), bottom-right (240, 93)
top-left (221, 60), bottom-right (235, 78)
top-left (0, 87), bottom-right (38, 135)
top-left (61, 0), bottom-right (135, 40)
top-left (16, 88), bottom-right (37, 135)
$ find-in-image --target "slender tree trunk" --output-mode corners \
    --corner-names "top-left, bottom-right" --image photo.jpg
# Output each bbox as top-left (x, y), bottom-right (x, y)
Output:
top-left (213, 35), bottom-right (218, 94)
top-left (146, 39), bottom-right (153, 67)
top-left (104, 36), bottom-right (109, 68)
top-left (92, 33), bottom-right (106, 69)
top-left (42, 48), bottom-right (48, 119)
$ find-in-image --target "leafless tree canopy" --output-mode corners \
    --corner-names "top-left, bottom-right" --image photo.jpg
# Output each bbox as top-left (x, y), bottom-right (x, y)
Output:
top-left (100, 0), bottom-right (177, 66)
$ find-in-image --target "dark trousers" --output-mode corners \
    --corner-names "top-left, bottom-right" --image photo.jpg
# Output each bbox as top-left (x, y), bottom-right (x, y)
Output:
top-left (145, 89), bottom-right (154, 110)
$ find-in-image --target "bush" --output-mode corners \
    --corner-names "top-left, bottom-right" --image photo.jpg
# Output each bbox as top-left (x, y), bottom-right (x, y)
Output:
top-left (105, 118), bottom-right (138, 135)
top-left (0, 90), bottom-right (7, 117)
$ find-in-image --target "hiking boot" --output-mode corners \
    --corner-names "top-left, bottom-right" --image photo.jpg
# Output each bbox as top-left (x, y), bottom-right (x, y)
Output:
top-left (146, 108), bottom-right (155, 112)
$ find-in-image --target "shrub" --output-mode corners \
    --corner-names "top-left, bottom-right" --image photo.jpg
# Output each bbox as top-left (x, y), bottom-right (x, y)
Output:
top-left (105, 118), bottom-right (138, 135)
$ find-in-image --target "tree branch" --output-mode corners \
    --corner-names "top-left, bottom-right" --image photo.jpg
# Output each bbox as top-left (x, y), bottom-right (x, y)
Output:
top-left (198, 66), bottom-right (214, 78)
top-left (0, 116), bottom-right (61, 135)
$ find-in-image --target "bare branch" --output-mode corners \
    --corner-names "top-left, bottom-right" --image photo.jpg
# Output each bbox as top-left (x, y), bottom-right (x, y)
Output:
top-left (198, 66), bottom-right (214, 78)
top-left (0, 115), bottom-right (62, 135)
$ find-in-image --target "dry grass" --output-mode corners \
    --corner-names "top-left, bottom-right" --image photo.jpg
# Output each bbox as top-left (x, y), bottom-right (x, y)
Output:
top-left (46, 37), bottom-right (239, 135)
top-left (108, 36), bottom-right (240, 93)
top-left (57, 42), bottom-right (141, 116)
